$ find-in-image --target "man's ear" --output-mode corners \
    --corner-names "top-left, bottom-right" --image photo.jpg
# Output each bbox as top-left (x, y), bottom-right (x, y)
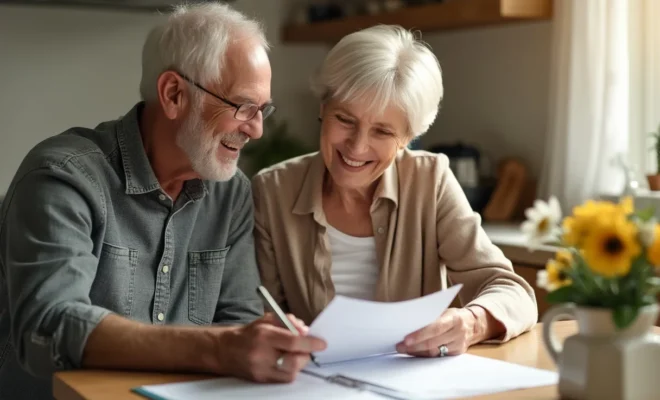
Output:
top-left (157, 71), bottom-right (187, 120)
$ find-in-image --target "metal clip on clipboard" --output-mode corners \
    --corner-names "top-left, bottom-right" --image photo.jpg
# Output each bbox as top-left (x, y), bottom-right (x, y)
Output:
top-left (326, 374), bottom-right (369, 390)
top-left (321, 373), bottom-right (425, 400)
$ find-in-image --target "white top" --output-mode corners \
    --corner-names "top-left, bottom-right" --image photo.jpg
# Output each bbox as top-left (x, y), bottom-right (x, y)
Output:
top-left (326, 225), bottom-right (379, 301)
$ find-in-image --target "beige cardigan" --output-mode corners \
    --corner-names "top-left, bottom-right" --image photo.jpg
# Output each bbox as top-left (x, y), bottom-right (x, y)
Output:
top-left (251, 149), bottom-right (537, 342)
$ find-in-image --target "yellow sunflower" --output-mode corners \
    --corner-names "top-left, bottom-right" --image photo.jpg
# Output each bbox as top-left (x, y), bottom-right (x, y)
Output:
top-left (562, 197), bottom-right (633, 247)
top-left (538, 255), bottom-right (573, 291)
top-left (583, 196), bottom-right (633, 216)
top-left (647, 224), bottom-right (660, 267)
top-left (562, 216), bottom-right (589, 247)
top-left (555, 249), bottom-right (573, 268)
top-left (581, 214), bottom-right (641, 278)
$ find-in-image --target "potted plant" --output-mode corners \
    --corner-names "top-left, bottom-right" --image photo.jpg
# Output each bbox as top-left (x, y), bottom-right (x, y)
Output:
top-left (647, 123), bottom-right (660, 190)
top-left (240, 116), bottom-right (315, 177)
top-left (521, 196), bottom-right (660, 399)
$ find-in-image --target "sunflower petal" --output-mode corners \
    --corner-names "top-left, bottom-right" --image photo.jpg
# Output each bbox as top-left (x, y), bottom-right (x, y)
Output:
top-left (525, 208), bottom-right (541, 221)
top-left (534, 199), bottom-right (550, 215)
top-left (536, 270), bottom-right (549, 290)
top-left (521, 220), bottom-right (536, 233)
top-left (637, 219), bottom-right (656, 247)
top-left (619, 196), bottom-right (634, 215)
top-left (548, 196), bottom-right (562, 220)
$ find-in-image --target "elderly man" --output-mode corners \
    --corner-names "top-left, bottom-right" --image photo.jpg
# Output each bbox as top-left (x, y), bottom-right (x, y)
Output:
top-left (0, 3), bottom-right (324, 399)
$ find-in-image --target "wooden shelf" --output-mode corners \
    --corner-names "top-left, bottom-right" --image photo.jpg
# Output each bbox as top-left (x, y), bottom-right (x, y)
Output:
top-left (282, 0), bottom-right (553, 44)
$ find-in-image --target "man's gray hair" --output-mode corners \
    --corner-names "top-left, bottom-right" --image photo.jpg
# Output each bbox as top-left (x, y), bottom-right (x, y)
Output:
top-left (139, 2), bottom-right (269, 101)
top-left (311, 25), bottom-right (443, 137)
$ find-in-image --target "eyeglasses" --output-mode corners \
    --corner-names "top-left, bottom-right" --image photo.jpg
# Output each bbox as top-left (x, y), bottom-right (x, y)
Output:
top-left (179, 73), bottom-right (276, 121)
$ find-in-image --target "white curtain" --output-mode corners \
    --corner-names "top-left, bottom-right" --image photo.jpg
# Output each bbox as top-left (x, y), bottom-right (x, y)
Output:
top-left (629, 0), bottom-right (660, 176)
top-left (539, 0), bottom-right (629, 212)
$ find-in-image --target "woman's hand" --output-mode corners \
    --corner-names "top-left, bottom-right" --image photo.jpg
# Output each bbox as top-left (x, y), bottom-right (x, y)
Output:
top-left (396, 307), bottom-right (499, 357)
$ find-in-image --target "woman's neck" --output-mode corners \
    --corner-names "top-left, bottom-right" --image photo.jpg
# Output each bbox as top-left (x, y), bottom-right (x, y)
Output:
top-left (323, 173), bottom-right (378, 213)
top-left (322, 172), bottom-right (377, 237)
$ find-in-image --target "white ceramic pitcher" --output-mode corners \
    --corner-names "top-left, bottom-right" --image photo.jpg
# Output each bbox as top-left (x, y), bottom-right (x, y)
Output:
top-left (542, 303), bottom-right (660, 400)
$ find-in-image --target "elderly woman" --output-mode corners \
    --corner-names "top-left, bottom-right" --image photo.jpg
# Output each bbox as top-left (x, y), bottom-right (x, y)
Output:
top-left (251, 25), bottom-right (537, 357)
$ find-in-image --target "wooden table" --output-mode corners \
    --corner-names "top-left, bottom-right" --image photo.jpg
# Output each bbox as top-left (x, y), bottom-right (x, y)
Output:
top-left (52, 321), bottom-right (655, 400)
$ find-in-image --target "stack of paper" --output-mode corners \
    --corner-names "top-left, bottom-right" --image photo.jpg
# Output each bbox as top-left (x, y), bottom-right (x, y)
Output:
top-left (308, 284), bottom-right (463, 365)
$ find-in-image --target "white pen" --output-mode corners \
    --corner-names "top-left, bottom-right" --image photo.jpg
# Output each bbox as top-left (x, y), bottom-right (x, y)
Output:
top-left (256, 285), bottom-right (321, 367)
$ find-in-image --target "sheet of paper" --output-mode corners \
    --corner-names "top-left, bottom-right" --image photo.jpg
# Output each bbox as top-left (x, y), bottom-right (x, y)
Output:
top-left (309, 284), bottom-right (462, 365)
top-left (133, 374), bottom-right (383, 400)
top-left (305, 353), bottom-right (558, 399)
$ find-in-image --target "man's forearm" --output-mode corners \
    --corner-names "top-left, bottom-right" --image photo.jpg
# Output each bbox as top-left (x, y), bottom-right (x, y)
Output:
top-left (82, 314), bottom-right (235, 374)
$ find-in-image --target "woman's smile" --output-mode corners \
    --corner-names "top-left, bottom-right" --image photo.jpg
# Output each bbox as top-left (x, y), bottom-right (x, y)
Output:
top-left (337, 149), bottom-right (373, 171)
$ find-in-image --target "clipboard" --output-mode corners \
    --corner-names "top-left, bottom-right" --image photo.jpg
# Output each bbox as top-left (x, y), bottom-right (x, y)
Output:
top-left (132, 352), bottom-right (559, 400)
top-left (133, 368), bottom-right (422, 400)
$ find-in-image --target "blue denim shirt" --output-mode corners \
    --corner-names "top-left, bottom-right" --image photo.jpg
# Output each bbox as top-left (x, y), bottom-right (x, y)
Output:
top-left (0, 103), bottom-right (263, 399)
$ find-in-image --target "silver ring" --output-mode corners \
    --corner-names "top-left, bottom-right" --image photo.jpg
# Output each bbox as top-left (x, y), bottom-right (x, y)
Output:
top-left (276, 354), bottom-right (285, 370)
top-left (438, 345), bottom-right (449, 357)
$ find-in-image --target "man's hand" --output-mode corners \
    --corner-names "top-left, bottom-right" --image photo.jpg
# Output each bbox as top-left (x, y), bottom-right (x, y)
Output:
top-left (83, 313), bottom-right (325, 383)
top-left (216, 313), bottom-right (327, 383)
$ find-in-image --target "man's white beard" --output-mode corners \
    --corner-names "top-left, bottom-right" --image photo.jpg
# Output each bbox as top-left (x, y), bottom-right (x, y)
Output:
top-left (175, 108), bottom-right (245, 182)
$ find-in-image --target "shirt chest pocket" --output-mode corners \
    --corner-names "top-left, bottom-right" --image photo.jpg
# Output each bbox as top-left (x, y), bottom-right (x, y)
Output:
top-left (188, 248), bottom-right (229, 325)
top-left (90, 242), bottom-right (138, 316)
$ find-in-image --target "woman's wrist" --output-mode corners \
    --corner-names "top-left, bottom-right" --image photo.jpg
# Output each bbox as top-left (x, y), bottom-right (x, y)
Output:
top-left (465, 305), bottom-right (505, 345)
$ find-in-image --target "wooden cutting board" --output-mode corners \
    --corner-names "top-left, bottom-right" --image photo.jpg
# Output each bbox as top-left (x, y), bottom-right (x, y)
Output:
top-left (482, 157), bottom-right (529, 221)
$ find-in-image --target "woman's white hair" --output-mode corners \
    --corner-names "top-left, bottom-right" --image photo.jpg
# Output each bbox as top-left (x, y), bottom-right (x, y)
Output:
top-left (311, 25), bottom-right (443, 137)
top-left (139, 2), bottom-right (269, 101)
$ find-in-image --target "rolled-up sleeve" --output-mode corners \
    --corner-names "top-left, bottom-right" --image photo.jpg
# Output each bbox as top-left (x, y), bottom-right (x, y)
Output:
top-left (434, 156), bottom-right (538, 342)
top-left (0, 165), bottom-right (111, 377)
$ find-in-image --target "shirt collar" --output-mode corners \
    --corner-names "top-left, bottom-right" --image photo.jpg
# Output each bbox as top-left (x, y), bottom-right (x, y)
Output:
top-left (292, 153), bottom-right (325, 216)
top-left (116, 102), bottom-right (162, 195)
top-left (374, 157), bottom-right (399, 207)
top-left (115, 102), bottom-right (207, 199)
top-left (292, 152), bottom-right (400, 216)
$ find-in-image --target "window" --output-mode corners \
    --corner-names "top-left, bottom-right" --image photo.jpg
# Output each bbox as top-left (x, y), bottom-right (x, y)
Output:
top-left (628, 0), bottom-right (660, 177)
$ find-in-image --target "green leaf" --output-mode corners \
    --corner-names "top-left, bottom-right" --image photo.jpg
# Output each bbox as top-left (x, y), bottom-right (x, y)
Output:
top-left (546, 285), bottom-right (578, 304)
top-left (542, 240), bottom-right (565, 247)
top-left (612, 305), bottom-right (639, 330)
top-left (633, 207), bottom-right (656, 222)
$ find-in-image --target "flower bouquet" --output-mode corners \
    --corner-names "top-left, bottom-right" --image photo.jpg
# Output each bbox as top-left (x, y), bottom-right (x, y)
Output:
top-left (521, 196), bottom-right (660, 329)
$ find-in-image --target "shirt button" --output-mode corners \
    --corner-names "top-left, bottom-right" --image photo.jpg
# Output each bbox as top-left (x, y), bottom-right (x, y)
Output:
top-left (157, 313), bottom-right (165, 321)
top-left (162, 265), bottom-right (169, 273)
top-left (158, 193), bottom-right (167, 201)
top-left (377, 227), bottom-right (385, 234)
